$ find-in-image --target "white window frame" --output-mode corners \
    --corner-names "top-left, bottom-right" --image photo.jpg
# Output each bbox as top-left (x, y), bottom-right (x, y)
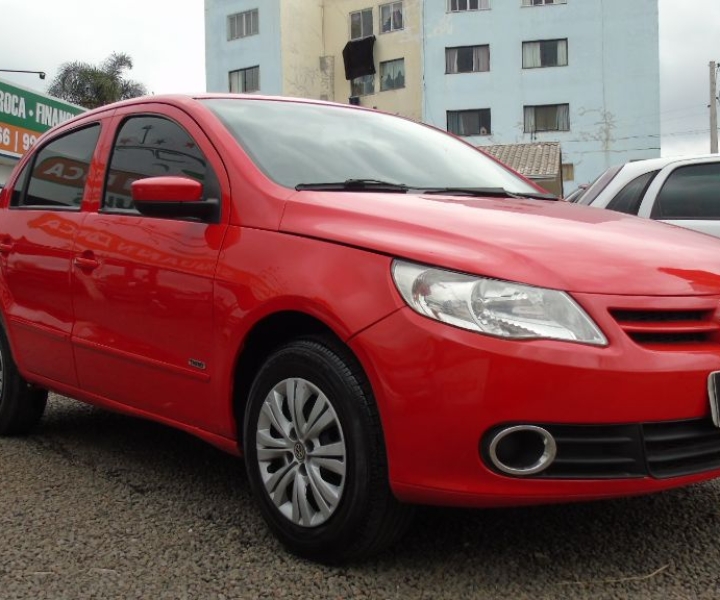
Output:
top-left (380, 58), bottom-right (405, 91)
top-left (380, 1), bottom-right (403, 34)
top-left (229, 66), bottom-right (260, 93)
top-left (227, 9), bottom-right (259, 41)
top-left (522, 39), bottom-right (568, 69)
top-left (446, 45), bottom-right (490, 74)
top-left (447, 0), bottom-right (490, 11)
top-left (350, 8), bottom-right (373, 40)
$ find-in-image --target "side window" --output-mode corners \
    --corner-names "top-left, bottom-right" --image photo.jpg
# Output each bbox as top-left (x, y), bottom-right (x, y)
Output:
top-left (653, 163), bottom-right (720, 220)
top-left (15, 125), bottom-right (100, 209)
top-left (606, 170), bottom-right (659, 215)
top-left (104, 116), bottom-right (216, 214)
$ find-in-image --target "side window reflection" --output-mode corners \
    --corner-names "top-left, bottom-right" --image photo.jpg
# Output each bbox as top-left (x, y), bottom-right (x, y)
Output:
top-left (17, 125), bottom-right (100, 210)
top-left (103, 116), bottom-right (211, 214)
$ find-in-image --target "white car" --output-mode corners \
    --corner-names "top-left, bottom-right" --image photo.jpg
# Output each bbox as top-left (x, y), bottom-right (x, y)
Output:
top-left (575, 155), bottom-right (720, 237)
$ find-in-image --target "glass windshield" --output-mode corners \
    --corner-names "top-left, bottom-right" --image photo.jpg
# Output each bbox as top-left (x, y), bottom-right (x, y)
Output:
top-left (202, 98), bottom-right (539, 194)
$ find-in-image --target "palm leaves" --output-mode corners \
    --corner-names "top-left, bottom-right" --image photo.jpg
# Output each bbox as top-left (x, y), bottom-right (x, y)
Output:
top-left (48, 52), bottom-right (148, 109)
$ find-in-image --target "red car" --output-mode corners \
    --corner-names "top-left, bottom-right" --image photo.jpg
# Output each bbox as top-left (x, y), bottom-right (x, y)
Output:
top-left (2, 95), bottom-right (720, 562)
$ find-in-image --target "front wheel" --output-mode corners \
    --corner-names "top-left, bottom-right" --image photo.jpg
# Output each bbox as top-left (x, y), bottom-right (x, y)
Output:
top-left (0, 326), bottom-right (48, 436)
top-left (243, 337), bottom-right (413, 562)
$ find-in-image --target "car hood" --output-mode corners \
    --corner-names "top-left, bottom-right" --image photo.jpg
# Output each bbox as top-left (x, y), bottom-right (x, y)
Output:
top-left (280, 191), bottom-right (720, 295)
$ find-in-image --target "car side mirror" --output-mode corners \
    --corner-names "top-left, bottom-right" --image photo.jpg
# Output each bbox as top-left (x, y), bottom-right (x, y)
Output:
top-left (131, 176), bottom-right (219, 221)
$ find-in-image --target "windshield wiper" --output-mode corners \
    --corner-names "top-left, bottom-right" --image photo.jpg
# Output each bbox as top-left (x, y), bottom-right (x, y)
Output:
top-left (294, 181), bottom-right (558, 200)
top-left (295, 179), bottom-right (410, 193)
top-left (422, 187), bottom-right (558, 200)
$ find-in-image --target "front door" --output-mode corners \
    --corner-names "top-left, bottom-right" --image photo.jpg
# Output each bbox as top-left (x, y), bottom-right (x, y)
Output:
top-left (71, 107), bottom-right (229, 432)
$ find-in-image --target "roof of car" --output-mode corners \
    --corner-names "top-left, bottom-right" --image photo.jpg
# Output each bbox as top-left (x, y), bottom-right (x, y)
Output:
top-left (614, 153), bottom-right (720, 176)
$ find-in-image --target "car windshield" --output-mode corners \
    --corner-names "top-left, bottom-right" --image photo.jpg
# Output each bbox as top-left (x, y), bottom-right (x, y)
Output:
top-left (202, 98), bottom-right (539, 194)
top-left (576, 164), bottom-right (623, 206)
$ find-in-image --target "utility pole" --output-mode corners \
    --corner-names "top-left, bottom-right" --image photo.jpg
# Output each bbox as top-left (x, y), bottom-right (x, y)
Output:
top-left (711, 61), bottom-right (718, 154)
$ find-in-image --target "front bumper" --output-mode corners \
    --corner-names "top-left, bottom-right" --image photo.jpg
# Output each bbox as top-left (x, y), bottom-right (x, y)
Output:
top-left (349, 296), bottom-right (720, 508)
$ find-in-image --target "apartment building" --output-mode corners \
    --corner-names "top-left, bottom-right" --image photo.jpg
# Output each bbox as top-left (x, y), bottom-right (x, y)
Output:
top-left (204, 0), bottom-right (660, 191)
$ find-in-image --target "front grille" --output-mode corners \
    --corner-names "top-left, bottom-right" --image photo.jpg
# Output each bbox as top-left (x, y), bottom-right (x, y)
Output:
top-left (644, 420), bottom-right (720, 478)
top-left (609, 308), bottom-right (720, 345)
top-left (540, 424), bottom-right (645, 479)
top-left (483, 419), bottom-right (720, 480)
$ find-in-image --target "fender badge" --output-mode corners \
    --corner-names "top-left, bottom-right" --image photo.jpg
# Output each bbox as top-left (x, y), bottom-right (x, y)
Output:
top-left (188, 359), bottom-right (207, 370)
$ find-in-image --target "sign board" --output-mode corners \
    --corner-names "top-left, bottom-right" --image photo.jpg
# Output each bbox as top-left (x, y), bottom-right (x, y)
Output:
top-left (0, 78), bottom-right (85, 160)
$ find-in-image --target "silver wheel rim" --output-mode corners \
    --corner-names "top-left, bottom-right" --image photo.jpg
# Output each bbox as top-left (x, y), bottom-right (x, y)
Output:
top-left (255, 377), bottom-right (346, 528)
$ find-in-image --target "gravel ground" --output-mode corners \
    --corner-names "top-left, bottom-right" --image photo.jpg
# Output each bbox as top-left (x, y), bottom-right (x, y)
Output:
top-left (2, 394), bottom-right (720, 599)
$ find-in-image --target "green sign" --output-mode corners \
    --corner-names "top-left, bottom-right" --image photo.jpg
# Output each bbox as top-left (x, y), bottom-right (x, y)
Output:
top-left (0, 77), bottom-right (85, 159)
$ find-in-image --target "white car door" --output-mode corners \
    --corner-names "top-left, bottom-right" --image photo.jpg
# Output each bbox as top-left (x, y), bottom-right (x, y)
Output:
top-left (637, 158), bottom-right (720, 238)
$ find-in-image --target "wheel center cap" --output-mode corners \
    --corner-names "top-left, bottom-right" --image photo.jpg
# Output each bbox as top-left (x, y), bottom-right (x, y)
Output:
top-left (293, 441), bottom-right (306, 461)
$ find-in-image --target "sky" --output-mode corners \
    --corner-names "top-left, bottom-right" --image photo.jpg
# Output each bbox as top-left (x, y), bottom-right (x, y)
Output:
top-left (0, 0), bottom-right (718, 157)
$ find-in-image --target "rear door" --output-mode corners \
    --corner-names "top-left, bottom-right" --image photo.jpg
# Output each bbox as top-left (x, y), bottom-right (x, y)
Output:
top-left (638, 160), bottom-right (720, 238)
top-left (0, 123), bottom-right (103, 385)
top-left (71, 104), bottom-right (230, 432)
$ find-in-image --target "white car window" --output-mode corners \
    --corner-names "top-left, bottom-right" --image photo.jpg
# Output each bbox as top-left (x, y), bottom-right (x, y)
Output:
top-left (653, 163), bottom-right (720, 220)
top-left (606, 170), bottom-right (659, 215)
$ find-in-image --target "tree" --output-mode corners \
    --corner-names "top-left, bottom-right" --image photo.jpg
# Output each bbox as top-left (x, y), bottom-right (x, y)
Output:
top-left (48, 52), bottom-right (148, 109)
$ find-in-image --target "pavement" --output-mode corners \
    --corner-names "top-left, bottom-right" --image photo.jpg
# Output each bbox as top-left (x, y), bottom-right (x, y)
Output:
top-left (1, 394), bottom-right (720, 599)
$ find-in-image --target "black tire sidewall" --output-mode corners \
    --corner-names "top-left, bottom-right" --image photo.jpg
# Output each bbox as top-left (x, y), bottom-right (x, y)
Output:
top-left (0, 325), bottom-right (47, 435)
top-left (244, 339), bottom-right (378, 557)
top-left (0, 325), bottom-right (19, 423)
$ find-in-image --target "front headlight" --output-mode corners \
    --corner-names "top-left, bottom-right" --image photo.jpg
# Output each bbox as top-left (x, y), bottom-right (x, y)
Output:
top-left (391, 260), bottom-right (607, 346)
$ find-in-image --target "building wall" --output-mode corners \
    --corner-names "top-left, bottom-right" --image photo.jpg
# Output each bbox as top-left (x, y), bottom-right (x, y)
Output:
top-left (280, 0), bottom-right (326, 99)
top-left (422, 0), bottom-right (660, 189)
top-left (323, 0), bottom-right (423, 121)
top-left (205, 0), bottom-right (284, 95)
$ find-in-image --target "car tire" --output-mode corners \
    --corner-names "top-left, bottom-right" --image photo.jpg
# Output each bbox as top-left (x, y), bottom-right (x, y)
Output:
top-left (243, 336), bottom-right (413, 562)
top-left (0, 326), bottom-right (48, 436)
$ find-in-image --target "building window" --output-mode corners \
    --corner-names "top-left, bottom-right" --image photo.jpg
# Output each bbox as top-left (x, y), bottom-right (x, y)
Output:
top-left (447, 109), bottom-right (491, 136)
top-left (229, 66), bottom-right (260, 93)
top-left (446, 45), bottom-right (490, 73)
top-left (351, 74), bottom-right (375, 97)
top-left (561, 163), bottom-right (574, 182)
top-left (522, 39), bottom-right (568, 68)
top-left (380, 59), bottom-right (405, 91)
top-left (522, 0), bottom-right (566, 5)
top-left (380, 2), bottom-right (403, 33)
top-left (524, 104), bottom-right (570, 133)
top-left (448, 0), bottom-right (490, 11)
top-left (350, 8), bottom-right (373, 39)
top-left (227, 9), bottom-right (259, 40)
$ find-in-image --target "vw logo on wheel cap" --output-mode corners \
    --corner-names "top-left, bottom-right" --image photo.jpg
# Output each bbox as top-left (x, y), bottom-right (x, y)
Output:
top-left (293, 441), bottom-right (306, 461)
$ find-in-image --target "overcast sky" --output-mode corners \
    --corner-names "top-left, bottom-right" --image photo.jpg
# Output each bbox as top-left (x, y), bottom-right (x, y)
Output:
top-left (0, 0), bottom-right (718, 157)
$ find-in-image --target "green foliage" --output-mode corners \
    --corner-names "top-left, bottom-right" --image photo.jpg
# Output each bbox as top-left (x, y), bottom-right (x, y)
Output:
top-left (48, 52), bottom-right (148, 109)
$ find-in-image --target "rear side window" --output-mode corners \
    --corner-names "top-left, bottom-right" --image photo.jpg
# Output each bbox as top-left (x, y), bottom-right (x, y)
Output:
top-left (15, 125), bottom-right (100, 209)
top-left (653, 163), bottom-right (720, 219)
top-left (606, 170), bottom-right (659, 215)
top-left (103, 116), bottom-right (215, 214)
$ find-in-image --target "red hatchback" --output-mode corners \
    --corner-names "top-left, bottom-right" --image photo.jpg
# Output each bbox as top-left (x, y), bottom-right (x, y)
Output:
top-left (3, 95), bottom-right (720, 562)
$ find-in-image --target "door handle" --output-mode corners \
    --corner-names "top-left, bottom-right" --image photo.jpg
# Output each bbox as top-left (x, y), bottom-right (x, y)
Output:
top-left (74, 255), bottom-right (99, 271)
